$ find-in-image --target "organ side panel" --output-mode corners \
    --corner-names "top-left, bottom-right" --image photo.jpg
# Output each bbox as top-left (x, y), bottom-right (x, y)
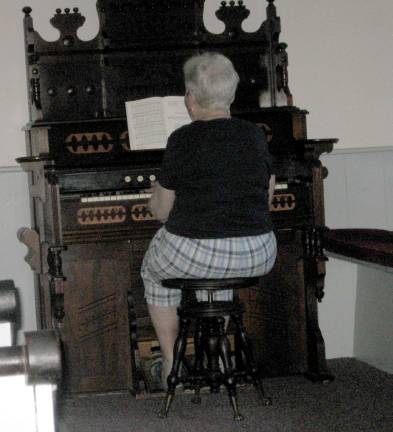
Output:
top-left (240, 230), bottom-right (308, 375)
top-left (61, 243), bottom-right (133, 393)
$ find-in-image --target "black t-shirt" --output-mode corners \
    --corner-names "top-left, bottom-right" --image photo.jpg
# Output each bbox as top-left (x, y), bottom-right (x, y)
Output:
top-left (158, 117), bottom-right (274, 238)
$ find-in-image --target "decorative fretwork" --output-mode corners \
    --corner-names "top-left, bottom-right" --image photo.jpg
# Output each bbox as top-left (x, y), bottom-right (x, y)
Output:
top-left (131, 204), bottom-right (154, 221)
top-left (77, 206), bottom-right (127, 225)
top-left (270, 194), bottom-right (296, 212)
top-left (65, 132), bottom-right (115, 154)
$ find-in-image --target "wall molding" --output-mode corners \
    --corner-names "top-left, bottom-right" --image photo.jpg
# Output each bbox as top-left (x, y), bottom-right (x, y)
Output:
top-left (2, 146), bottom-right (392, 173)
top-left (0, 166), bottom-right (24, 174)
top-left (325, 146), bottom-right (393, 156)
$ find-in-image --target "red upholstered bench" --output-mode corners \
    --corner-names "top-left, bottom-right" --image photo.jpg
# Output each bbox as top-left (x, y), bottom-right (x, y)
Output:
top-left (324, 229), bottom-right (393, 269)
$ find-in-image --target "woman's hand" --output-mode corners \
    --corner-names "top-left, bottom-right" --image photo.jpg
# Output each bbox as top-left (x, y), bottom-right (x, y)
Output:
top-left (148, 181), bottom-right (176, 223)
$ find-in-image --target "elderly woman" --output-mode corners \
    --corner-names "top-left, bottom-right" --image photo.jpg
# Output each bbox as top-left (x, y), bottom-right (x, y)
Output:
top-left (141, 51), bottom-right (277, 384)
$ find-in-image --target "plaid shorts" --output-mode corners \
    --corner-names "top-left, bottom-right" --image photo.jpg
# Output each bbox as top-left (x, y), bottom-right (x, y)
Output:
top-left (141, 227), bottom-right (277, 306)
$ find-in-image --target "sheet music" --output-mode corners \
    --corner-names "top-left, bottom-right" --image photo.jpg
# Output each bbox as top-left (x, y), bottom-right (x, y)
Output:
top-left (126, 97), bottom-right (167, 150)
top-left (126, 96), bottom-right (191, 150)
top-left (162, 96), bottom-right (191, 136)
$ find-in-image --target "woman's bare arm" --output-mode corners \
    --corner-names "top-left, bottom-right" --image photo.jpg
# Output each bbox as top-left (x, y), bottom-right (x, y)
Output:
top-left (148, 181), bottom-right (176, 223)
top-left (268, 174), bottom-right (276, 207)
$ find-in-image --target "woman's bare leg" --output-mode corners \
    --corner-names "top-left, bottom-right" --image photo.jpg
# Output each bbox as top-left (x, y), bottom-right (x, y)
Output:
top-left (147, 304), bottom-right (179, 383)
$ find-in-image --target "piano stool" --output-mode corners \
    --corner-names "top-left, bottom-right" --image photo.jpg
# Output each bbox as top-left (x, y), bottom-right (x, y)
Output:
top-left (158, 277), bottom-right (272, 421)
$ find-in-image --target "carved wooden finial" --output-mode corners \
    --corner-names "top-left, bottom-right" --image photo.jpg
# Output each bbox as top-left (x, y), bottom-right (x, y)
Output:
top-left (22, 6), bottom-right (32, 16)
top-left (49, 7), bottom-right (86, 47)
top-left (50, 8), bottom-right (85, 35)
top-left (266, 0), bottom-right (277, 18)
top-left (216, 0), bottom-right (250, 37)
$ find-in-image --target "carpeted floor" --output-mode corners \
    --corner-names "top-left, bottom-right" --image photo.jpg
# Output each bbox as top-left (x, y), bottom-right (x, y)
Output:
top-left (57, 358), bottom-right (393, 432)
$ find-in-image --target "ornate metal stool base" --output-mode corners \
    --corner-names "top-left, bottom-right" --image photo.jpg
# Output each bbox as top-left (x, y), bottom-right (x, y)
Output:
top-left (158, 278), bottom-right (272, 421)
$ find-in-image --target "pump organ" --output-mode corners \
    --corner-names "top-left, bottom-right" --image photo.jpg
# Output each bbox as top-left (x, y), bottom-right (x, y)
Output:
top-left (17, 0), bottom-right (337, 394)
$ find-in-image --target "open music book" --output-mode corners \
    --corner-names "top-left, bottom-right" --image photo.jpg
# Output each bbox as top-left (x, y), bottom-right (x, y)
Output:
top-left (125, 96), bottom-right (191, 150)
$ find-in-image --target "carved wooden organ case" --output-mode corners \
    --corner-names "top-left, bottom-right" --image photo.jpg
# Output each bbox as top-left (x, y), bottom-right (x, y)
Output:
top-left (17, 0), bottom-right (337, 394)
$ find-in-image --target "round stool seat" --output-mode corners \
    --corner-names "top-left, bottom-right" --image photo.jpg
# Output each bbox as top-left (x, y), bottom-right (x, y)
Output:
top-left (162, 277), bottom-right (259, 291)
top-left (179, 300), bottom-right (243, 319)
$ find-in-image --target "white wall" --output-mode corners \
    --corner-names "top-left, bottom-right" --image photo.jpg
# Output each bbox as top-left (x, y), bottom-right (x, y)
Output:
top-left (322, 147), bottom-right (393, 230)
top-left (1, 1), bottom-right (392, 359)
top-left (0, 168), bottom-right (36, 340)
top-left (355, 265), bottom-right (393, 374)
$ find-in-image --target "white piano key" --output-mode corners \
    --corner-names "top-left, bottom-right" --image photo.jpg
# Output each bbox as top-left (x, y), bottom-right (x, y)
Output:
top-left (275, 183), bottom-right (288, 190)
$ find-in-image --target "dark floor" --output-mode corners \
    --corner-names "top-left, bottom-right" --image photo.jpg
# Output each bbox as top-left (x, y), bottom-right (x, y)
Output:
top-left (57, 358), bottom-right (393, 432)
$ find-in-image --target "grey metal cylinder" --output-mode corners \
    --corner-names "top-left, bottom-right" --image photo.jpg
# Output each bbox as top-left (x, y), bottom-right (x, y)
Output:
top-left (0, 330), bottom-right (62, 384)
top-left (25, 331), bottom-right (62, 384)
top-left (0, 280), bottom-right (18, 323)
top-left (0, 346), bottom-right (25, 375)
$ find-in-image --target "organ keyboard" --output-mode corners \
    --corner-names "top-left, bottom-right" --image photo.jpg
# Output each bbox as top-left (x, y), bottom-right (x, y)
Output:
top-left (80, 192), bottom-right (152, 203)
top-left (17, 0), bottom-right (336, 394)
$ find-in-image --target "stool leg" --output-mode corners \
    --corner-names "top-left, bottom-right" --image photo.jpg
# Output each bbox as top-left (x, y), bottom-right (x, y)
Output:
top-left (158, 316), bottom-right (191, 418)
top-left (217, 316), bottom-right (244, 421)
top-left (192, 318), bottom-right (204, 404)
top-left (231, 312), bottom-right (272, 406)
top-left (234, 329), bottom-right (246, 372)
top-left (204, 318), bottom-right (222, 394)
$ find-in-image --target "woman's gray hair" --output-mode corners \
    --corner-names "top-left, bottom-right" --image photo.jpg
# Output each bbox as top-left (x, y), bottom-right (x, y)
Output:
top-left (183, 52), bottom-right (240, 111)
